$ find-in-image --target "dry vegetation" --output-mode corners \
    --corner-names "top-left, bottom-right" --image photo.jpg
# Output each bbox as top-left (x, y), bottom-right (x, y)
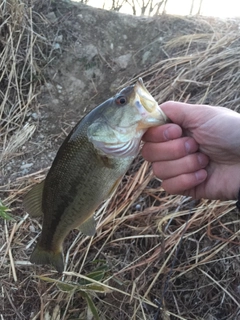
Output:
top-left (1, 1), bottom-right (240, 320)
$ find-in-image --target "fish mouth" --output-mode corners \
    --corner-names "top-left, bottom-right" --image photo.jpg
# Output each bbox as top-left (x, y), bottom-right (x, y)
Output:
top-left (134, 78), bottom-right (168, 128)
top-left (135, 78), bottom-right (157, 113)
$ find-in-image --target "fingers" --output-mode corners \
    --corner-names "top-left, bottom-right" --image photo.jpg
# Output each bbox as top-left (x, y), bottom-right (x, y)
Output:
top-left (141, 125), bottom-right (209, 197)
top-left (142, 137), bottom-right (199, 162)
top-left (161, 170), bottom-right (208, 196)
top-left (152, 152), bottom-right (209, 180)
top-left (141, 102), bottom-right (212, 197)
top-left (143, 123), bottom-right (182, 143)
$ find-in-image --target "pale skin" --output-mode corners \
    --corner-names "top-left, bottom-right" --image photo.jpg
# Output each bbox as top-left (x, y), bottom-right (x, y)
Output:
top-left (141, 101), bottom-right (240, 200)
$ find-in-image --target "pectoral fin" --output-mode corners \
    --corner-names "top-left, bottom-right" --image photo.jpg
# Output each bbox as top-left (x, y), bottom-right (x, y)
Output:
top-left (23, 180), bottom-right (44, 217)
top-left (78, 216), bottom-right (96, 236)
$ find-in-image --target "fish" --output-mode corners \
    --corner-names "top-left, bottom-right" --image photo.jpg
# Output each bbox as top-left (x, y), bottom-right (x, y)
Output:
top-left (23, 78), bottom-right (168, 273)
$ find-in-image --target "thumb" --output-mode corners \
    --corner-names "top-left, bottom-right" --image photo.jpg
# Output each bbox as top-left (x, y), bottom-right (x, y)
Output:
top-left (160, 101), bottom-right (212, 128)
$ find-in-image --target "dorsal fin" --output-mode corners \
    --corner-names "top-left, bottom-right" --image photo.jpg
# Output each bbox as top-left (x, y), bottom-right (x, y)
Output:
top-left (23, 180), bottom-right (44, 217)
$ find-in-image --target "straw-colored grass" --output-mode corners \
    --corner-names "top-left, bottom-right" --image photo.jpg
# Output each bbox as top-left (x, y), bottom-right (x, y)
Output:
top-left (1, 2), bottom-right (240, 320)
top-left (0, 0), bottom-right (49, 167)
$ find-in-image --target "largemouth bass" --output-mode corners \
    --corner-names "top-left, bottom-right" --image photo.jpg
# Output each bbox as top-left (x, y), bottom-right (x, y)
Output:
top-left (24, 78), bottom-right (168, 272)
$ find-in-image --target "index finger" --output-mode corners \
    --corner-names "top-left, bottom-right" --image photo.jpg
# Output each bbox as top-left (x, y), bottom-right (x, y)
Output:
top-left (142, 123), bottom-right (182, 143)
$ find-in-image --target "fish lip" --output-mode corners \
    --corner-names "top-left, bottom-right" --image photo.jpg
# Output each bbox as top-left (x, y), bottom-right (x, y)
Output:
top-left (134, 78), bottom-right (157, 113)
top-left (134, 78), bottom-right (168, 126)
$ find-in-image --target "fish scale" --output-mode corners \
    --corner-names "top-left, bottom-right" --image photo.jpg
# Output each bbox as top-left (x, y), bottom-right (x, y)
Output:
top-left (23, 78), bottom-right (168, 272)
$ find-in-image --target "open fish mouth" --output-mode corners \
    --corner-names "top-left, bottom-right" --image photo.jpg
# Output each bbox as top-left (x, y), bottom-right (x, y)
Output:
top-left (134, 78), bottom-right (168, 127)
top-left (134, 78), bottom-right (157, 113)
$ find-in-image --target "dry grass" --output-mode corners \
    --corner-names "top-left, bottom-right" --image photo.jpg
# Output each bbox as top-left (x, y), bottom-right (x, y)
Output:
top-left (1, 2), bottom-right (240, 320)
top-left (137, 26), bottom-right (240, 111)
top-left (0, 0), bottom-right (49, 167)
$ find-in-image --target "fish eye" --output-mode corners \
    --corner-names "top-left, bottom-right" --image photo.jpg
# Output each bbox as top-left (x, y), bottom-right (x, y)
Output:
top-left (115, 96), bottom-right (127, 106)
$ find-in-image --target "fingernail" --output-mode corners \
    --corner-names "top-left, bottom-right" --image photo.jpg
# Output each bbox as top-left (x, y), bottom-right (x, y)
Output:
top-left (185, 141), bottom-right (191, 153)
top-left (163, 129), bottom-right (170, 140)
top-left (195, 170), bottom-right (207, 181)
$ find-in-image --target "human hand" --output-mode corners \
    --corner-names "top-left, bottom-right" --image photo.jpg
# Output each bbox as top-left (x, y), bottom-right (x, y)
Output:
top-left (141, 101), bottom-right (240, 200)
